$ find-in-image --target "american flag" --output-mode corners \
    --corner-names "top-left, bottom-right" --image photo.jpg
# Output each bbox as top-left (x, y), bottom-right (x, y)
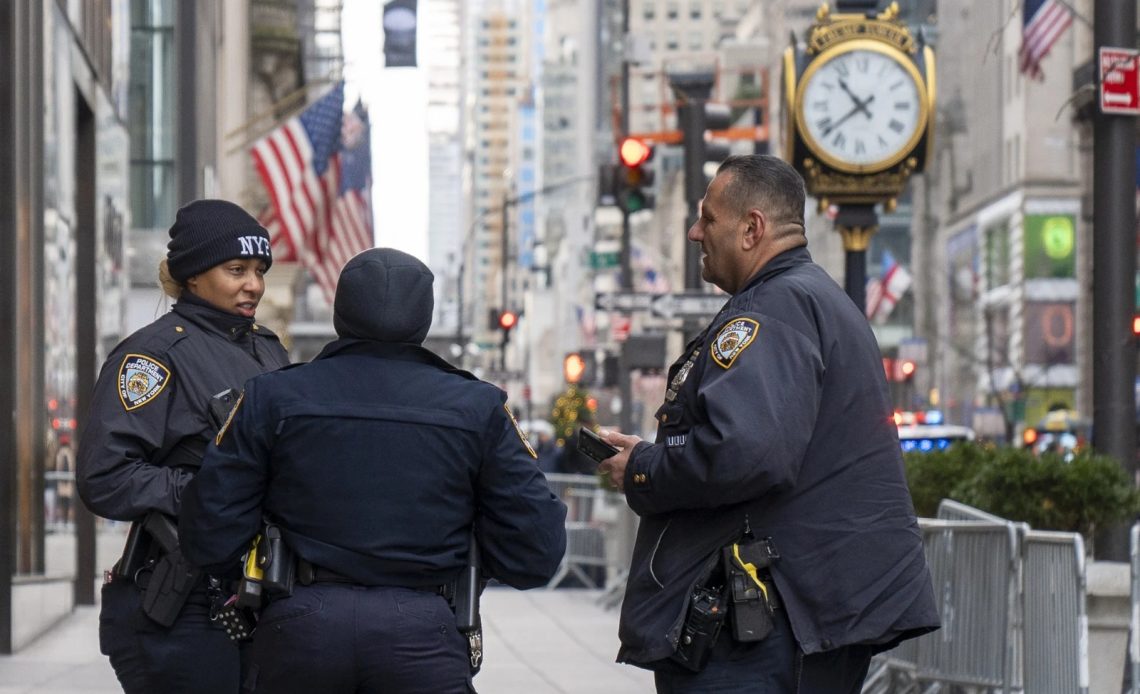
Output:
top-left (251, 82), bottom-right (374, 303)
top-left (1018, 0), bottom-right (1073, 80)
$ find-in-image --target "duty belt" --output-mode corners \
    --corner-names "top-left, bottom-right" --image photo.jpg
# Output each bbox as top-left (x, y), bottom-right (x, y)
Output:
top-left (296, 560), bottom-right (452, 600)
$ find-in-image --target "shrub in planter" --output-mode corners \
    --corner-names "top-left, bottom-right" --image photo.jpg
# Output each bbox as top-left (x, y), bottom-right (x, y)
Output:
top-left (904, 443), bottom-right (1140, 540)
top-left (903, 443), bottom-right (987, 517)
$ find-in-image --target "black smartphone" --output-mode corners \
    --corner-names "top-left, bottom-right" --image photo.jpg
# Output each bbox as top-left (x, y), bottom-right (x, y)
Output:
top-left (578, 427), bottom-right (619, 463)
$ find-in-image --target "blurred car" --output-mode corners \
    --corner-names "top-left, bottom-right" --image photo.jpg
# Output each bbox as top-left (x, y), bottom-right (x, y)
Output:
top-left (1022, 409), bottom-right (1089, 461)
top-left (895, 409), bottom-right (976, 453)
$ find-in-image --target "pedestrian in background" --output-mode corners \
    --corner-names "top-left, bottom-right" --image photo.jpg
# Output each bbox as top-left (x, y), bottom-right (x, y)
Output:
top-left (596, 155), bottom-right (939, 692)
top-left (77, 200), bottom-right (290, 693)
top-left (179, 247), bottom-right (567, 694)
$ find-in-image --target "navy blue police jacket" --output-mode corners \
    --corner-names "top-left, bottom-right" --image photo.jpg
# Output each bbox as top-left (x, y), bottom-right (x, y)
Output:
top-left (178, 339), bottom-right (567, 591)
top-left (78, 296), bottom-right (290, 521)
top-left (617, 246), bottom-right (939, 666)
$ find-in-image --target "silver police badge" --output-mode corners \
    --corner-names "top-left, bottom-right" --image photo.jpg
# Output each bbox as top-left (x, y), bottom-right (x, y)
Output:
top-left (117, 354), bottom-right (171, 411)
top-left (711, 318), bottom-right (759, 369)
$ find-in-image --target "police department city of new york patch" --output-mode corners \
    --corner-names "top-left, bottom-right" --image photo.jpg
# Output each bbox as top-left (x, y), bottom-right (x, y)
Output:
top-left (117, 354), bottom-right (171, 411)
top-left (711, 318), bottom-right (760, 369)
top-left (504, 404), bottom-right (538, 459)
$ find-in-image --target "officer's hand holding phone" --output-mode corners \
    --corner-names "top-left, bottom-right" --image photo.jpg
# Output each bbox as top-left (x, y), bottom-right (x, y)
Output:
top-left (579, 427), bottom-right (641, 492)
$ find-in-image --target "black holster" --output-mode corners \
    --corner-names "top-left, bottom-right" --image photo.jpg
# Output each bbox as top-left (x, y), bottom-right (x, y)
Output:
top-left (136, 512), bottom-right (201, 627)
top-left (236, 523), bottom-right (295, 609)
top-left (722, 537), bottom-right (779, 643)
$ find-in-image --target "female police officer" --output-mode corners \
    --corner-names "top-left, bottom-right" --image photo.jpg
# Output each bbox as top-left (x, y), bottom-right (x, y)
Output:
top-left (78, 199), bottom-right (291, 694)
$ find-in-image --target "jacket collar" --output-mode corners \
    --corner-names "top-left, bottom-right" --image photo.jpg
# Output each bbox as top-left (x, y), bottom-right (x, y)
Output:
top-left (313, 338), bottom-right (479, 380)
top-left (172, 293), bottom-right (265, 342)
top-left (737, 245), bottom-right (813, 295)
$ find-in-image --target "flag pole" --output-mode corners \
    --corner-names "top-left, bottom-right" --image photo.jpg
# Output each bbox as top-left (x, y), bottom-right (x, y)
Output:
top-left (224, 74), bottom-right (343, 154)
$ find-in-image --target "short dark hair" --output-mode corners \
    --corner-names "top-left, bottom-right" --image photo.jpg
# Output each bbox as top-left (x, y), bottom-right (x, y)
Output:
top-left (716, 155), bottom-right (806, 228)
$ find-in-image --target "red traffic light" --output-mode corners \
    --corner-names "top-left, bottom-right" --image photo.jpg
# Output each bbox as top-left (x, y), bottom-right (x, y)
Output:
top-left (900, 360), bottom-right (916, 379)
top-left (498, 310), bottom-right (518, 331)
top-left (619, 137), bottom-right (653, 168)
top-left (1133, 314), bottom-right (1140, 336)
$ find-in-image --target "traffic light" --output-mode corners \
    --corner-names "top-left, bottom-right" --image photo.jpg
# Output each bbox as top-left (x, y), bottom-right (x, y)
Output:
top-left (616, 136), bottom-right (655, 213)
top-left (498, 310), bottom-right (518, 339)
top-left (899, 359), bottom-right (917, 382)
top-left (564, 353), bottom-right (586, 384)
top-left (1133, 314), bottom-right (1140, 337)
top-left (563, 351), bottom-right (598, 385)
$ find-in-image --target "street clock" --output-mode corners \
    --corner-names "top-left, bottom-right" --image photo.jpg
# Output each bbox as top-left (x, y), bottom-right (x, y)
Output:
top-left (783, 2), bottom-right (935, 208)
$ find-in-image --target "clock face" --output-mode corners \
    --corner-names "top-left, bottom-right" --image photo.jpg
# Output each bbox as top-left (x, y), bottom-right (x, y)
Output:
top-left (795, 41), bottom-right (927, 174)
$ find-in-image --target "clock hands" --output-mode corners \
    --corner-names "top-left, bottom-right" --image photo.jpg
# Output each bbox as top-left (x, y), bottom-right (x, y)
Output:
top-left (821, 94), bottom-right (875, 137)
top-left (837, 79), bottom-right (874, 119)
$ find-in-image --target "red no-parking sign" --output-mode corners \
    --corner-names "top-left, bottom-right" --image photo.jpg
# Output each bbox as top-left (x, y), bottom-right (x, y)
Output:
top-left (1100, 47), bottom-right (1140, 116)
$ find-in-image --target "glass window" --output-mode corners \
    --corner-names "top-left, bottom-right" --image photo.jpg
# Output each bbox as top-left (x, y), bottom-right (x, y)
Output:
top-left (643, 1), bottom-right (656, 20)
top-left (665, 31), bottom-right (679, 50)
top-left (666, 1), bottom-right (679, 19)
top-left (985, 220), bottom-right (1011, 288)
top-left (129, 0), bottom-right (176, 229)
top-left (688, 31), bottom-right (703, 50)
top-left (690, 1), bottom-right (702, 19)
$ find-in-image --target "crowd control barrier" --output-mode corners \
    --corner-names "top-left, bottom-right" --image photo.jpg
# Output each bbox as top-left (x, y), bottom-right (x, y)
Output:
top-left (865, 500), bottom-right (1089, 693)
top-left (1129, 523), bottom-right (1140, 694)
top-left (542, 473), bottom-right (629, 590)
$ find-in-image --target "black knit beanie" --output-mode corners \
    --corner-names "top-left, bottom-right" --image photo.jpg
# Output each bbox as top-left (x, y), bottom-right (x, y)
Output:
top-left (334, 248), bottom-right (434, 344)
top-left (166, 200), bottom-right (273, 282)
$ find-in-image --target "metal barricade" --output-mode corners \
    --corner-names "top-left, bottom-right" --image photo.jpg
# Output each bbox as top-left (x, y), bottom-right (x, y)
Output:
top-left (913, 518), bottom-right (1023, 691)
top-left (1021, 529), bottom-right (1089, 694)
top-left (1132, 523), bottom-right (1140, 694)
top-left (543, 473), bottom-right (627, 589)
top-left (936, 498), bottom-right (1009, 524)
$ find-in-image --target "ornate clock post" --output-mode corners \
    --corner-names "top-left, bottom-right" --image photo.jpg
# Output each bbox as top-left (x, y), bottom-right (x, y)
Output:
top-left (783, 1), bottom-right (935, 312)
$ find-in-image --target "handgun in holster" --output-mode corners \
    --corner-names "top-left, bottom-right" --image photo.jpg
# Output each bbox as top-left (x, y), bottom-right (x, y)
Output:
top-left (138, 512), bottom-right (202, 627)
top-left (113, 517), bottom-right (153, 581)
top-left (722, 537), bottom-right (780, 643)
top-left (453, 529), bottom-right (484, 673)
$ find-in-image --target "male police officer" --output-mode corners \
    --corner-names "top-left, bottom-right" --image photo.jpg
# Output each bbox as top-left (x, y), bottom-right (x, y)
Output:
top-left (179, 248), bottom-right (567, 693)
top-left (597, 156), bottom-right (939, 692)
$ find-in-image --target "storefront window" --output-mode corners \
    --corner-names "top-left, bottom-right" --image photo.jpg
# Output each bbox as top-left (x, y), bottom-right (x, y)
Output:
top-left (129, 0), bottom-right (176, 229)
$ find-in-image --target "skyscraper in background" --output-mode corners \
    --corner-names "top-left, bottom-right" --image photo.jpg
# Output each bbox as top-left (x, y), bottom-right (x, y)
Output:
top-left (423, 0), bottom-right (466, 336)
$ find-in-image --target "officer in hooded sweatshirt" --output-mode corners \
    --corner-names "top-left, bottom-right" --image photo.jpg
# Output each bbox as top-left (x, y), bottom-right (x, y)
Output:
top-left (179, 247), bottom-right (567, 694)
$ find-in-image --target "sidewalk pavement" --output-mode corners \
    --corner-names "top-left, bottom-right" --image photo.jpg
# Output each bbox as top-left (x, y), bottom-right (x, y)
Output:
top-left (0, 588), bottom-right (653, 693)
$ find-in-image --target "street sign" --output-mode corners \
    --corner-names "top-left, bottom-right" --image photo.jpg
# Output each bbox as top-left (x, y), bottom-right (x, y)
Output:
top-left (595, 292), bottom-right (727, 319)
top-left (650, 293), bottom-right (726, 319)
top-left (1099, 47), bottom-right (1140, 116)
top-left (595, 292), bottom-right (653, 312)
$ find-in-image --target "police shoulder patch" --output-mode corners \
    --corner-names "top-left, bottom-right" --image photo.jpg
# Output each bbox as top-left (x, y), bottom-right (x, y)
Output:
top-left (505, 404), bottom-right (538, 459)
top-left (215, 391), bottom-right (245, 446)
top-left (710, 317), bottom-right (760, 369)
top-left (117, 354), bottom-right (172, 411)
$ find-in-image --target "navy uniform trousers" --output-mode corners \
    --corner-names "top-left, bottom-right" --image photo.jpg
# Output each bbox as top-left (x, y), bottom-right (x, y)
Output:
top-left (242, 583), bottom-right (473, 694)
top-left (99, 579), bottom-right (240, 693)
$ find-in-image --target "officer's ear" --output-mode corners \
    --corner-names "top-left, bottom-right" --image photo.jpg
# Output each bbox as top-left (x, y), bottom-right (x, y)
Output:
top-left (742, 208), bottom-right (765, 250)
